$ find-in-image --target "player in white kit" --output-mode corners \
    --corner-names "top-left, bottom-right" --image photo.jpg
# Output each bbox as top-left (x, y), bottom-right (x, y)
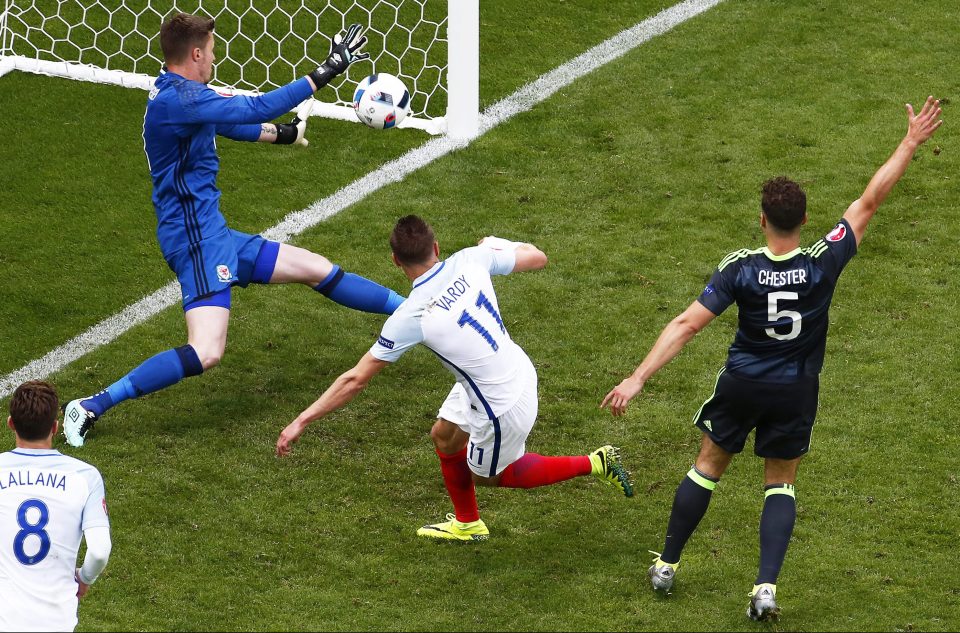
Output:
top-left (277, 215), bottom-right (633, 540)
top-left (1, 381), bottom-right (112, 632)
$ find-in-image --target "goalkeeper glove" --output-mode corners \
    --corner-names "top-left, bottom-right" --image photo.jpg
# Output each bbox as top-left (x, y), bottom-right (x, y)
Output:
top-left (309, 23), bottom-right (370, 90)
top-left (274, 116), bottom-right (308, 146)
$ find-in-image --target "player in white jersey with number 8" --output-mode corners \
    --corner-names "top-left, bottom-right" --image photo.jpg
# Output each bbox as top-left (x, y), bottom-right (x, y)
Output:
top-left (277, 216), bottom-right (634, 540)
top-left (0, 381), bottom-right (111, 632)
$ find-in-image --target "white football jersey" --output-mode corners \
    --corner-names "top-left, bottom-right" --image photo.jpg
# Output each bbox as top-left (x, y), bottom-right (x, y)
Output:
top-left (0, 448), bottom-right (110, 632)
top-left (371, 245), bottom-right (533, 418)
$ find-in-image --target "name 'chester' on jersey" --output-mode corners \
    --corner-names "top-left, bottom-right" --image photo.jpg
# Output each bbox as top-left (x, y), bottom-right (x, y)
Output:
top-left (697, 219), bottom-right (857, 383)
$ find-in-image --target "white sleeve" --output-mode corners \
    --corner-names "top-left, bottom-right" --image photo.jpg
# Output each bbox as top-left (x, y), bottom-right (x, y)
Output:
top-left (77, 526), bottom-right (112, 585)
top-left (369, 308), bottom-right (424, 363)
top-left (80, 469), bottom-right (110, 531)
top-left (464, 245), bottom-right (516, 276)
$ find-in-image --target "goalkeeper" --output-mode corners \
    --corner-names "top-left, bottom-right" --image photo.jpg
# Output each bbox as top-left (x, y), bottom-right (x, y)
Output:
top-left (64, 12), bottom-right (404, 446)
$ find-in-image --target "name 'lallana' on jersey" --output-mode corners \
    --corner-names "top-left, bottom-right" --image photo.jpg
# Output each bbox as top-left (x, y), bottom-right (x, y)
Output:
top-left (757, 269), bottom-right (808, 287)
top-left (434, 275), bottom-right (471, 311)
top-left (0, 470), bottom-right (68, 491)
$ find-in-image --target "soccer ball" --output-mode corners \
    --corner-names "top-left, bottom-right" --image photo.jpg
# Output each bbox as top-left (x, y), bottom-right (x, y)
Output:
top-left (352, 73), bottom-right (411, 130)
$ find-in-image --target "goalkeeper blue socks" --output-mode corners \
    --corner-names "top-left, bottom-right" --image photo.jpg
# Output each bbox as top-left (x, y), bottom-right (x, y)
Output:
top-left (756, 484), bottom-right (797, 585)
top-left (315, 265), bottom-right (405, 315)
top-left (81, 345), bottom-right (203, 417)
top-left (660, 466), bottom-right (719, 564)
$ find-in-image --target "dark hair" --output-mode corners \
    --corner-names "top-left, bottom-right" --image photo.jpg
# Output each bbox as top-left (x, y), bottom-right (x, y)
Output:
top-left (390, 215), bottom-right (436, 265)
top-left (9, 381), bottom-right (59, 441)
top-left (160, 12), bottom-right (215, 64)
top-left (761, 176), bottom-right (807, 232)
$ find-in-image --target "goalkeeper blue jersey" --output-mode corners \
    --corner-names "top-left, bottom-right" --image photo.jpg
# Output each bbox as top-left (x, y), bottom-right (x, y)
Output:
top-left (142, 71), bottom-right (313, 258)
top-left (697, 218), bottom-right (858, 383)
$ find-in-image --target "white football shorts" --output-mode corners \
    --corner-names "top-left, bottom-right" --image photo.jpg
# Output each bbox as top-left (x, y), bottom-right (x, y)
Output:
top-left (437, 367), bottom-right (538, 478)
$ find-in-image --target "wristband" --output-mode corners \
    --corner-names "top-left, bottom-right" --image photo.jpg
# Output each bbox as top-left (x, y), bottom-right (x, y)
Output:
top-left (274, 123), bottom-right (298, 145)
top-left (308, 64), bottom-right (337, 91)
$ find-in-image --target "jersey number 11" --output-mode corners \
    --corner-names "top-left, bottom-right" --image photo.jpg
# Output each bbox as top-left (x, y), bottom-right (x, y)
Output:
top-left (458, 291), bottom-right (506, 352)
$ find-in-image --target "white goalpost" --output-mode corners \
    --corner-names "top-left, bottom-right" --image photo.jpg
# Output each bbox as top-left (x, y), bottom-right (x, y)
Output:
top-left (0, 0), bottom-right (479, 138)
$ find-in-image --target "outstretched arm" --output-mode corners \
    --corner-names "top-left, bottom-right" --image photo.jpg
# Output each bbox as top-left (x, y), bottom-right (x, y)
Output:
top-left (219, 100), bottom-right (313, 145)
top-left (843, 96), bottom-right (943, 245)
top-left (180, 24), bottom-right (367, 127)
top-left (601, 300), bottom-right (717, 417)
top-left (276, 353), bottom-right (391, 456)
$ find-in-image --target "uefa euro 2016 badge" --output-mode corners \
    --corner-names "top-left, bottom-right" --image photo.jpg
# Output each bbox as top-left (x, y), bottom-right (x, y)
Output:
top-left (217, 265), bottom-right (232, 282)
top-left (826, 223), bottom-right (847, 242)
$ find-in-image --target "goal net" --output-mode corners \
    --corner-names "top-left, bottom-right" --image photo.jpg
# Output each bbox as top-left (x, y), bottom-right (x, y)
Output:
top-left (0, 0), bottom-right (478, 136)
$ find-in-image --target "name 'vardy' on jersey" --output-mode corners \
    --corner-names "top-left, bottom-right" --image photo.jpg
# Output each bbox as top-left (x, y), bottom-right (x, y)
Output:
top-left (434, 275), bottom-right (471, 311)
top-left (697, 219), bottom-right (858, 383)
top-left (370, 245), bottom-right (530, 418)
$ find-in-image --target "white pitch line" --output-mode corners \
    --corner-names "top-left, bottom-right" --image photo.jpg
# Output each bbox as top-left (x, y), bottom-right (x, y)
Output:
top-left (0, 0), bottom-right (725, 398)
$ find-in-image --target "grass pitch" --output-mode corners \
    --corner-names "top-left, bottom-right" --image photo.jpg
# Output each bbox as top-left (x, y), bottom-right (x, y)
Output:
top-left (1, 1), bottom-right (958, 630)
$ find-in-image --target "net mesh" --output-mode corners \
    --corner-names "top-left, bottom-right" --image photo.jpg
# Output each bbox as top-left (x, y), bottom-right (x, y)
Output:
top-left (1, 0), bottom-right (448, 118)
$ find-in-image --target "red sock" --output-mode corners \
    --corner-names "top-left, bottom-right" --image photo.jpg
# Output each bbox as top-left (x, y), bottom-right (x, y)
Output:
top-left (497, 453), bottom-right (592, 489)
top-left (436, 447), bottom-right (480, 523)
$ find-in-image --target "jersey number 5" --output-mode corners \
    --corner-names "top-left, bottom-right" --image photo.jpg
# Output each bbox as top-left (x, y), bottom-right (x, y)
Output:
top-left (766, 291), bottom-right (802, 341)
top-left (458, 291), bottom-right (506, 352)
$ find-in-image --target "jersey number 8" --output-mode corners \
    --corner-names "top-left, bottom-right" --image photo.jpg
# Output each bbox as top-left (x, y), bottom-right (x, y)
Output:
top-left (13, 499), bottom-right (52, 565)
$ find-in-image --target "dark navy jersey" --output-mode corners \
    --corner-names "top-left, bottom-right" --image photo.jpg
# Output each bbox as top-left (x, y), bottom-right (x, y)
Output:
top-left (697, 218), bottom-right (857, 383)
top-left (143, 71), bottom-right (313, 259)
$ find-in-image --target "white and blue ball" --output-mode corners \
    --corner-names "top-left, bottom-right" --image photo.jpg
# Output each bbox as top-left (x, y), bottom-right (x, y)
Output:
top-left (352, 73), bottom-right (411, 130)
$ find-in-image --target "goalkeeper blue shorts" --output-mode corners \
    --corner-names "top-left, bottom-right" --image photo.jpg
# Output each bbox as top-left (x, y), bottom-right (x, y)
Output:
top-left (164, 228), bottom-right (280, 310)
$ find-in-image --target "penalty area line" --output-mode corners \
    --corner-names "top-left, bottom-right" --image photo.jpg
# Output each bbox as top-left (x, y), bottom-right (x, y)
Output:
top-left (0, 0), bottom-right (725, 399)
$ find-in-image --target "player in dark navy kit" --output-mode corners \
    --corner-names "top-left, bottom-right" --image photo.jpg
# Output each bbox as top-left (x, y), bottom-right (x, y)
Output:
top-left (63, 13), bottom-right (404, 447)
top-left (602, 96), bottom-right (942, 621)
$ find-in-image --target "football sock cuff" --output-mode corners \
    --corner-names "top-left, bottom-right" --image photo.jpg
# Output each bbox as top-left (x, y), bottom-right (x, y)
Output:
top-left (686, 466), bottom-right (720, 491)
top-left (315, 265), bottom-right (344, 294)
top-left (764, 483), bottom-right (796, 498)
top-left (175, 345), bottom-right (204, 377)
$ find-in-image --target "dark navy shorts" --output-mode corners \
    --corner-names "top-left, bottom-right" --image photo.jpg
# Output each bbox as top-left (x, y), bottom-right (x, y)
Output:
top-left (693, 367), bottom-right (819, 459)
top-left (164, 229), bottom-right (280, 310)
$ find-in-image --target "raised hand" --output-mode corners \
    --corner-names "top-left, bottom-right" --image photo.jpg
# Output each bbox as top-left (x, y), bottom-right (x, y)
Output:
top-left (905, 96), bottom-right (943, 146)
top-left (309, 23), bottom-right (371, 90)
